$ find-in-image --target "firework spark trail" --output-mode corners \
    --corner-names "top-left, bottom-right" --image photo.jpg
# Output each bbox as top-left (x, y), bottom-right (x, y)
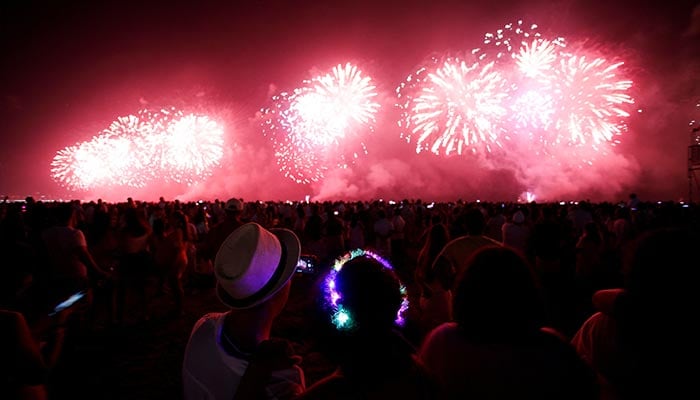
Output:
top-left (161, 114), bottom-right (225, 184)
top-left (313, 64), bottom-right (380, 125)
top-left (51, 114), bottom-right (155, 190)
top-left (51, 109), bottom-right (224, 190)
top-left (397, 57), bottom-right (509, 156)
top-left (262, 91), bottom-right (328, 184)
top-left (515, 39), bottom-right (561, 79)
top-left (476, 21), bottom-right (567, 148)
top-left (474, 20), bottom-right (634, 158)
top-left (510, 90), bottom-right (555, 131)
top-left (392, 19), bottom-right (636, 201)
top-left (134, 107), bottom-right (187, 172)
top-left (51, 22), bottom-right (637, 200)
top-left (51, 142), bottom-right (105, 190)
top-left (478, 20), bottom-right (565, 64)
top-left (499, 31), bottom-right (635, 198)
top-left (394, 23), bottom-right (560, 157)
top-left (101, 114), bottom-right (159, 187)
top-left (506, 39), bottom-right (564, 134)
top-left (550, 55), bottom-right (634, 147)
top-left (261, 63), bottom-right (380, 184)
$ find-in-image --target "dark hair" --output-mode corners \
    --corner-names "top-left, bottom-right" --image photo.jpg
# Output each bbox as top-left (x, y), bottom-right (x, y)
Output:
top-left (453, 246), bottom-right (544, 342)
top-left (174, 210), bottom-right (192, 241)
top-left (417, 223), bottom-right (450, 282)
top-left (313, 255), bottom-right (435, 397)
top-left (335, 255), bottom-right (403, 332)
top-left (462, 207), bottom-right (486, 235)
top-left (582, 221), bottom-right (602, 245)
top-left (613, 228), bottom-right (698, 398)
top-left (53, 203), bottom-right (75, 225)
top-left (122, 207), bottom-right (149, 237)
top-left (152, 218), bottom-right (166, 237)
top-left (623, 227), bottom-right (698, 310)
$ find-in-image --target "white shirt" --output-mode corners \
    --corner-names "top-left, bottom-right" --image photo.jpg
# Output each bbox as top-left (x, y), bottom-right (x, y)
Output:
top-left (182, 313), bottom-right (305, 400)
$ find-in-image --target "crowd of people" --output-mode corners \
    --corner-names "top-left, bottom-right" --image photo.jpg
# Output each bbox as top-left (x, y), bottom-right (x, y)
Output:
top-left (1, 194), bottom-right (698, 399)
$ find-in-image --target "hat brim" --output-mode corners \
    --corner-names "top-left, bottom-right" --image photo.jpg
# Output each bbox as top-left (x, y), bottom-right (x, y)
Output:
top-left (216, 228), bottom-right (300, 309)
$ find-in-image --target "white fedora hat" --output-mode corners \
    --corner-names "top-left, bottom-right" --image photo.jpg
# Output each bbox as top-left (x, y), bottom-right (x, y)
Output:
top-left (214, 222), bottom-right (300, 309)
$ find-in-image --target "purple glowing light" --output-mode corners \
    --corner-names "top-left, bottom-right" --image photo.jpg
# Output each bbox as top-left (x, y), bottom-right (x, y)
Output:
top-left (323, 248), bottom-right (408, 330)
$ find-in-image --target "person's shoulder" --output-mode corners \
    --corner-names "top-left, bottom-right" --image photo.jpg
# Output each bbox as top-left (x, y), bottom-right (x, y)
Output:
top-left (190, 312), bottom-right (225, 334)
top-left (199, 311), bottom-right (225, 321)
top-left (295, 370), bottom-right (346, 400)
top-left (434, 237), bottom-right (462, 263)
top-left (479, 235), bottom-right (502, 246)
top-left (579, 310), bottom-right (615, 331)
top-left (570, 311), bottom-right (617, 353)
top-left (442, 235), bottom-right (499, 253)
top-left (421, 322), bottom-right (460, 348)
top-left (0, 309), bottom-right (24, 326)
top-left (441, 235), bottom-right (465, 250)
top-left (538, 327), bottom-right (589, 357)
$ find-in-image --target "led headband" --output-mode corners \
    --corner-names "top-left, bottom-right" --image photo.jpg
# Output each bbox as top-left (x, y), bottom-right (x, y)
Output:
top-left (323, 248), bottom-right (409, 331)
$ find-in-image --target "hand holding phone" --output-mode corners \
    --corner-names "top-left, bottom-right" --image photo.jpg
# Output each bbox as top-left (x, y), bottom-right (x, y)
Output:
top-left (49, 291), bottom-right (86, 316)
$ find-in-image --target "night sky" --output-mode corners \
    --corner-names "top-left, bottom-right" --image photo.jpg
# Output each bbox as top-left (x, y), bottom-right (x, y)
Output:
top-left (1, 0), bottom-right (698, 202)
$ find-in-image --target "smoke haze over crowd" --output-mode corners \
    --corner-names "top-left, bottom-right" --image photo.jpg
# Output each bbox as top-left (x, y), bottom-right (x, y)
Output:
top-left (1, 0), bottom-right (699, 202)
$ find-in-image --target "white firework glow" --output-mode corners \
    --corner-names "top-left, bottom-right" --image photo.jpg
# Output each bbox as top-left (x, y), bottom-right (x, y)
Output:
top-left (261, 62), bottom-right (380, 184)
top-left (51, 109), bottom-right (225, 190)
top-left (397, 57), bottom-right (509, 155)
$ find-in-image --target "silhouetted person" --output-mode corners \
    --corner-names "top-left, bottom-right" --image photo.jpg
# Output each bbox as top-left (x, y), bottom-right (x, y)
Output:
top-left (420, 246), bottom-right (599, 400)
top-left (431, 207), bottom-right (501, 292)
top-left (40, 203), bottom-right (108, 307)
top-left (413, 222), bottom-right (452, 338)
top-left (0, 309), bottom-right (48, 400)
top-left (198, 198), bottom-right (244, 267)
top-left (571, 227), bottom-right (700, 399)
top-left (182, 222), bottom-right (305, 400)
top-left (299, 254), bottom-right (439, 399)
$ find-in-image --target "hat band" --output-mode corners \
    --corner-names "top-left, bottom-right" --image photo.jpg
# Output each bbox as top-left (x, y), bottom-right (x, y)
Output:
top-left (220, 240), bottom-right (288, 307)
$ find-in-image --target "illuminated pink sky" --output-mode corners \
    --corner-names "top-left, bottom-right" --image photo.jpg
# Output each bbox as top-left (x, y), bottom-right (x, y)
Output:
top-left (1, 0), bottom-right (698, 202)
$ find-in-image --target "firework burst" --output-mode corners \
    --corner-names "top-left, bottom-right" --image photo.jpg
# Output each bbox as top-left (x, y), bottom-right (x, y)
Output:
top-left (101, 114), bottom-right (159, 186)
top-left (396, 56), bottom-right (509, 156)
top-left (478, 20), bottom-right (565, 64)
top-left (393, 19), bottom-right (636, 201)
top-left (515, 39), bottom-right (563, 79)
top-left (51, 114), bottom-right (156, 189)
top-left (51, 109), bottom-right (224, 190)
top-left (475, 20), bottom-right (634, 161)
top-left (261, 63), bottom-right (380, 184)
top-left (161, 114), bottom-right (225, 184)
top-left (262, 91), bottom-right (328, 184)
top-left (549, 54), bottom-right (634, 147)
top-left (51, 142), bottom-right (108, 190)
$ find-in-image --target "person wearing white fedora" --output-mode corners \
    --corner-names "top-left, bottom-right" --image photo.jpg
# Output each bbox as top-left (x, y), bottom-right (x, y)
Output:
top-left (182, 222), bottom-right (305, 400)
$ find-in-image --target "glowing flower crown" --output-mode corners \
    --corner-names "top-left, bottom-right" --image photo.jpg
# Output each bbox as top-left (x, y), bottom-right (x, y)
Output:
top-left (323, 248), bottom-right (409, 331)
